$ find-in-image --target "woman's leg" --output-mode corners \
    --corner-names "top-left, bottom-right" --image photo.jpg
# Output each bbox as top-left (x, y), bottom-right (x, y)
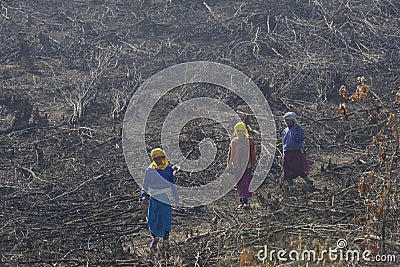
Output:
top-left (162, 231), bottom-right (170, 249)
top-left (236, 169), bottom-right (253, 200)
top-left (285, 177), bottom-right (294, 186)
top-left (163, 231), bottom-right (170, 240)
top-left (150, 232), bottom-right (159, 249)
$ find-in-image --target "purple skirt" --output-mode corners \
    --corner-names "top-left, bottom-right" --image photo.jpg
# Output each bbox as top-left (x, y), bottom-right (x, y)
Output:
top-left (236, 168), bottom-right (253, 199)
top-left (283, 150), bottom-right (310, 179)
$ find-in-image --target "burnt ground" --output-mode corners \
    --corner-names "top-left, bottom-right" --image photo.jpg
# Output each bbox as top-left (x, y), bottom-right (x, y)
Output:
top-left (0, 0), bottom-right (399, 266)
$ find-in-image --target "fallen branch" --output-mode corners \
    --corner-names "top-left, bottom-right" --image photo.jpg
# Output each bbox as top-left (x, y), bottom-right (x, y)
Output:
top-left (49, 171), bottom-right (111, 201)
top-left (18, 165), bottom-right (50, 183)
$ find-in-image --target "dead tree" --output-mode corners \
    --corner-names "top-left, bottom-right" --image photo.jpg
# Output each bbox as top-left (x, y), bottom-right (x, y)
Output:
top-left (65, 47), bottom-right (120, 125)
top-left (18, 35), bottom-right (33, 69)
top-left (110, 67), bottom-right (141, 132)
top-left (66, 82), bottom-right (97, 125)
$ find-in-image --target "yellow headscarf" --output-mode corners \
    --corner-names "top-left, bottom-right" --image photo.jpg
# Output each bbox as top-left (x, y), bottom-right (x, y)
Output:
top-left (149, 148), bottom-right (169, 170)
top-left (234, 122), bottom-right (249, 137)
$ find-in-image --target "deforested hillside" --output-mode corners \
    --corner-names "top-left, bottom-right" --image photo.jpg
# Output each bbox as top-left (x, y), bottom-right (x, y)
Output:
top-left (0, 0), bottom-right (399, 266)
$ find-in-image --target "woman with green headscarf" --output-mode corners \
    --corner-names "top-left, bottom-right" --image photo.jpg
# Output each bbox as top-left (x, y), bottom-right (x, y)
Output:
top-left (141, 148), bottom-right (179, 249)
top-left (227, 122), bottom-right (256, 208)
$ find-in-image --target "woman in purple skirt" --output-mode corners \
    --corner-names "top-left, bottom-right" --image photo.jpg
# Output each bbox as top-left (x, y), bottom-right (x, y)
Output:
top-left (282, 112), bottom-right (314, 191)
top-left (227, 122), bottom-right (256, 208)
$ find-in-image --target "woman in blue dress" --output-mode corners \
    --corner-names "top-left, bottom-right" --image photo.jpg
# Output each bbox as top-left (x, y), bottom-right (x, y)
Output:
top-left (141, 148), bottom-right (179, 249)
